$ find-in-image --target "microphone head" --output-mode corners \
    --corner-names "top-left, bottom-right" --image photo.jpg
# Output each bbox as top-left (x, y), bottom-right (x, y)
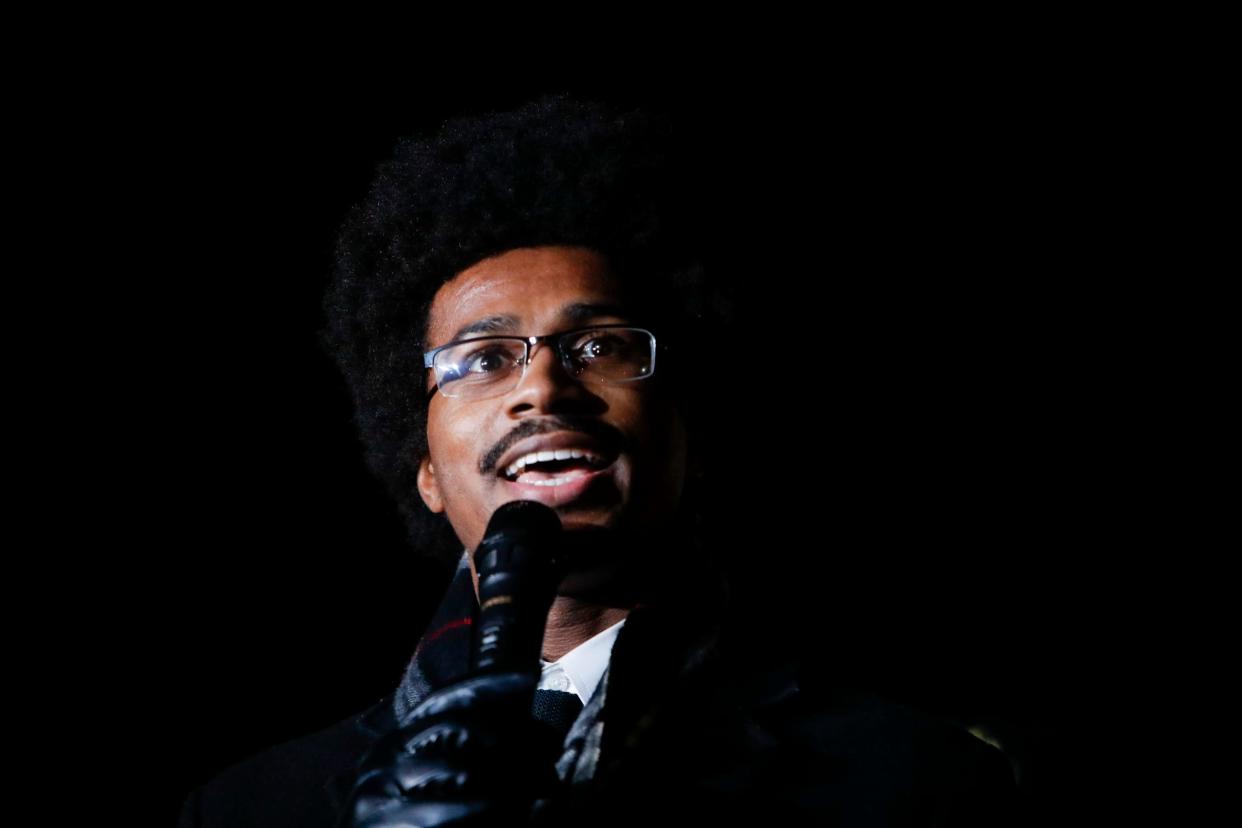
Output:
top-left (482, 499), bottom-right (563, 541)
top-left (472, 500), bottom-right (565, 675)
top-left (474, 500), bottom-right (565, 576)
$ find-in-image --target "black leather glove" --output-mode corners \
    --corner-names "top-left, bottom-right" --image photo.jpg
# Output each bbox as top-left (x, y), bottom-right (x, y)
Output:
top-left (339, 671), bottom-right (563, 828)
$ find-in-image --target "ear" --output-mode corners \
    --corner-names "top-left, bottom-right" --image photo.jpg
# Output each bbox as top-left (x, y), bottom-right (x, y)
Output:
top-left (417, 455), bottom-right (445, 513)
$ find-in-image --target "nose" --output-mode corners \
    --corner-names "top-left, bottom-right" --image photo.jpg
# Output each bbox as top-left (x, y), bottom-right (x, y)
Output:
top-left (505, 339), bottom-right (601, 417)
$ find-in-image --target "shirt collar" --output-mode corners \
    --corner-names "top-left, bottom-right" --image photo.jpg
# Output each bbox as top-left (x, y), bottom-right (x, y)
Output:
top-left (538, 617), bottom-right (626, 704)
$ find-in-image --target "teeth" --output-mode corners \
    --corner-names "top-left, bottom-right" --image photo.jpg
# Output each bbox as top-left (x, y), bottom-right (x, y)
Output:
top-left (504, 448), bottom-right (602, 481)
top-left (520, 470), bottom-right (590, 487)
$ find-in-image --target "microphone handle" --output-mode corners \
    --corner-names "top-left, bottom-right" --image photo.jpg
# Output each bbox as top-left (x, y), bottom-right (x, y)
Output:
top-left (472, 501), bottom-right (564, 676)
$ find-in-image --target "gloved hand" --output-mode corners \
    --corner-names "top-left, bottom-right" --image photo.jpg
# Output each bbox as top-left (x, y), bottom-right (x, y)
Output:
top-left (339, 670), bottom-right (562, 828)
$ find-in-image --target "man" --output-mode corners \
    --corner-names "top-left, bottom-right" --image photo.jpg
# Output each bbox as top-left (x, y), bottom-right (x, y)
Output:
top-left (178, 93), bottom-right (1024, 827)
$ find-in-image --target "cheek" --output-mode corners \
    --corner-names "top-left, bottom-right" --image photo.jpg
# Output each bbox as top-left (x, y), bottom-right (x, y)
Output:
top-left (426, 411), bottom-right (473, 493)
top-left (428, 410), bottom-right (492, 513)
top-left (435, 434), bottom-right (476, 491)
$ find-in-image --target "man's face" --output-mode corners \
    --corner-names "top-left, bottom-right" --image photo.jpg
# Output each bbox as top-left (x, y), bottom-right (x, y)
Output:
top-left (416, 245), bottom-right (690, 565)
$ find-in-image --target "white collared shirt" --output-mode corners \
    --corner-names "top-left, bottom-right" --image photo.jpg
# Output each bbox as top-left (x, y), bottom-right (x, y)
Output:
top-left (537, 618), bottom-right (626, 704)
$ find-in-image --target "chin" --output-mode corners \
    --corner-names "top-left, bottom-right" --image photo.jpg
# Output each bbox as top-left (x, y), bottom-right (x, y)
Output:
top-left (555, 555), bottom-right (648, 606)
top-left (553, 522), bottom-right (656, 603)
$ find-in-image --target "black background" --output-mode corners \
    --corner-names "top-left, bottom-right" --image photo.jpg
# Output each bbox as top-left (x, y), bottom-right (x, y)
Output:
top-left (49, 60), bottom-right (1135, 824)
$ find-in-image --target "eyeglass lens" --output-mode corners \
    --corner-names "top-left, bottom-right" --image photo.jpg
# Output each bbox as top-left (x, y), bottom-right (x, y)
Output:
top-left (432, 328), bottom-right (654, 399)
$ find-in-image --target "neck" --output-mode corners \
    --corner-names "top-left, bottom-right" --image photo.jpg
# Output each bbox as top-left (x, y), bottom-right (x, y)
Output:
top-left (466, 541), bottom-right (641, 663)
top-left (465, 517), bottom-right (700, 664)
top-left (540, 598), bottom-right (631, 662)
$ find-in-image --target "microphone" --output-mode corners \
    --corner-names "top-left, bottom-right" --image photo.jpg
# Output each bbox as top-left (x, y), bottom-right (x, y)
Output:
top-left (472, 500), bottom-right (565, 676)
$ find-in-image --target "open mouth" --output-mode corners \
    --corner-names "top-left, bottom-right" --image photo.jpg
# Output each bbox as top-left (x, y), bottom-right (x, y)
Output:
top-left (497, 459), bottom-right (617, 508)
top-left (499, 448), bottom-right (617, 486)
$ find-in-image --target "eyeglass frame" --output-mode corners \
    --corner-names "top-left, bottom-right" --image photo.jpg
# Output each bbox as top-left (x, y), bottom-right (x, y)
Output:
top-left (421, 323), bottom-right (663, 399)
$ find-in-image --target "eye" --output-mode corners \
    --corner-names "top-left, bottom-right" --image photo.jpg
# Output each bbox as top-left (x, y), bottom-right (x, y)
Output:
top-left (463, 345), bottom-right (512, 374)
top-left (440, 342), bottom-right (518, 384)
top-left (571, 331), bottom-right (628, 362)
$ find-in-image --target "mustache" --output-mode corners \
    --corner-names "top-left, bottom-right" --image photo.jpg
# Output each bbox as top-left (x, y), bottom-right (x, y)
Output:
top-left (479, 416), bottom-right (626, 476)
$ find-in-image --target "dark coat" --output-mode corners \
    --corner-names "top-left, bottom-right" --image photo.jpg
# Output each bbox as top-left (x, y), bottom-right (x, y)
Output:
top-left (178, 555), bottom-right (1025, 827)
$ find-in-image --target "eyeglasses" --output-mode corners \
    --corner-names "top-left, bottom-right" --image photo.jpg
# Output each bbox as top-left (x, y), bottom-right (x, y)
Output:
top-left (422, 324), bottom-right (659, 400)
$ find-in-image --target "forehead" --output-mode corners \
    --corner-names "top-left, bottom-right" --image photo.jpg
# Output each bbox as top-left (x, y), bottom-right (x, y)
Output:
top-left (425, 246), bottom-right (634, 346)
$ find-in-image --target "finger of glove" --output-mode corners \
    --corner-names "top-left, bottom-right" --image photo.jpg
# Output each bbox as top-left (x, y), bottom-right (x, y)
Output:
top-left (401, 672), bottom-right (537, 730)
top-left (356, 672), bottom-right (541, 776)
top-left (352, 798), bottom-right (508, 828)
top-left (354, 718), bottom-right (562, 807)
top-left (346, 763), bottom-right (526, 828)
top-left (349, 774), bottom-right (493, 828)
top-left (356, 719), bottom-right (480, 779)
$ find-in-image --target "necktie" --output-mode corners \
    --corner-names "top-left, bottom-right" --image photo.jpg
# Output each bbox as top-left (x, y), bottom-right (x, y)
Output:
top-left (531, 689), bottom-right (584, 742)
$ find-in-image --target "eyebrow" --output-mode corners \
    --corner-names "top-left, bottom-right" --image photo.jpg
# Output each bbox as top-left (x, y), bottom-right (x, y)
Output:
top-left (445, 302), bottom-right (633, 344)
